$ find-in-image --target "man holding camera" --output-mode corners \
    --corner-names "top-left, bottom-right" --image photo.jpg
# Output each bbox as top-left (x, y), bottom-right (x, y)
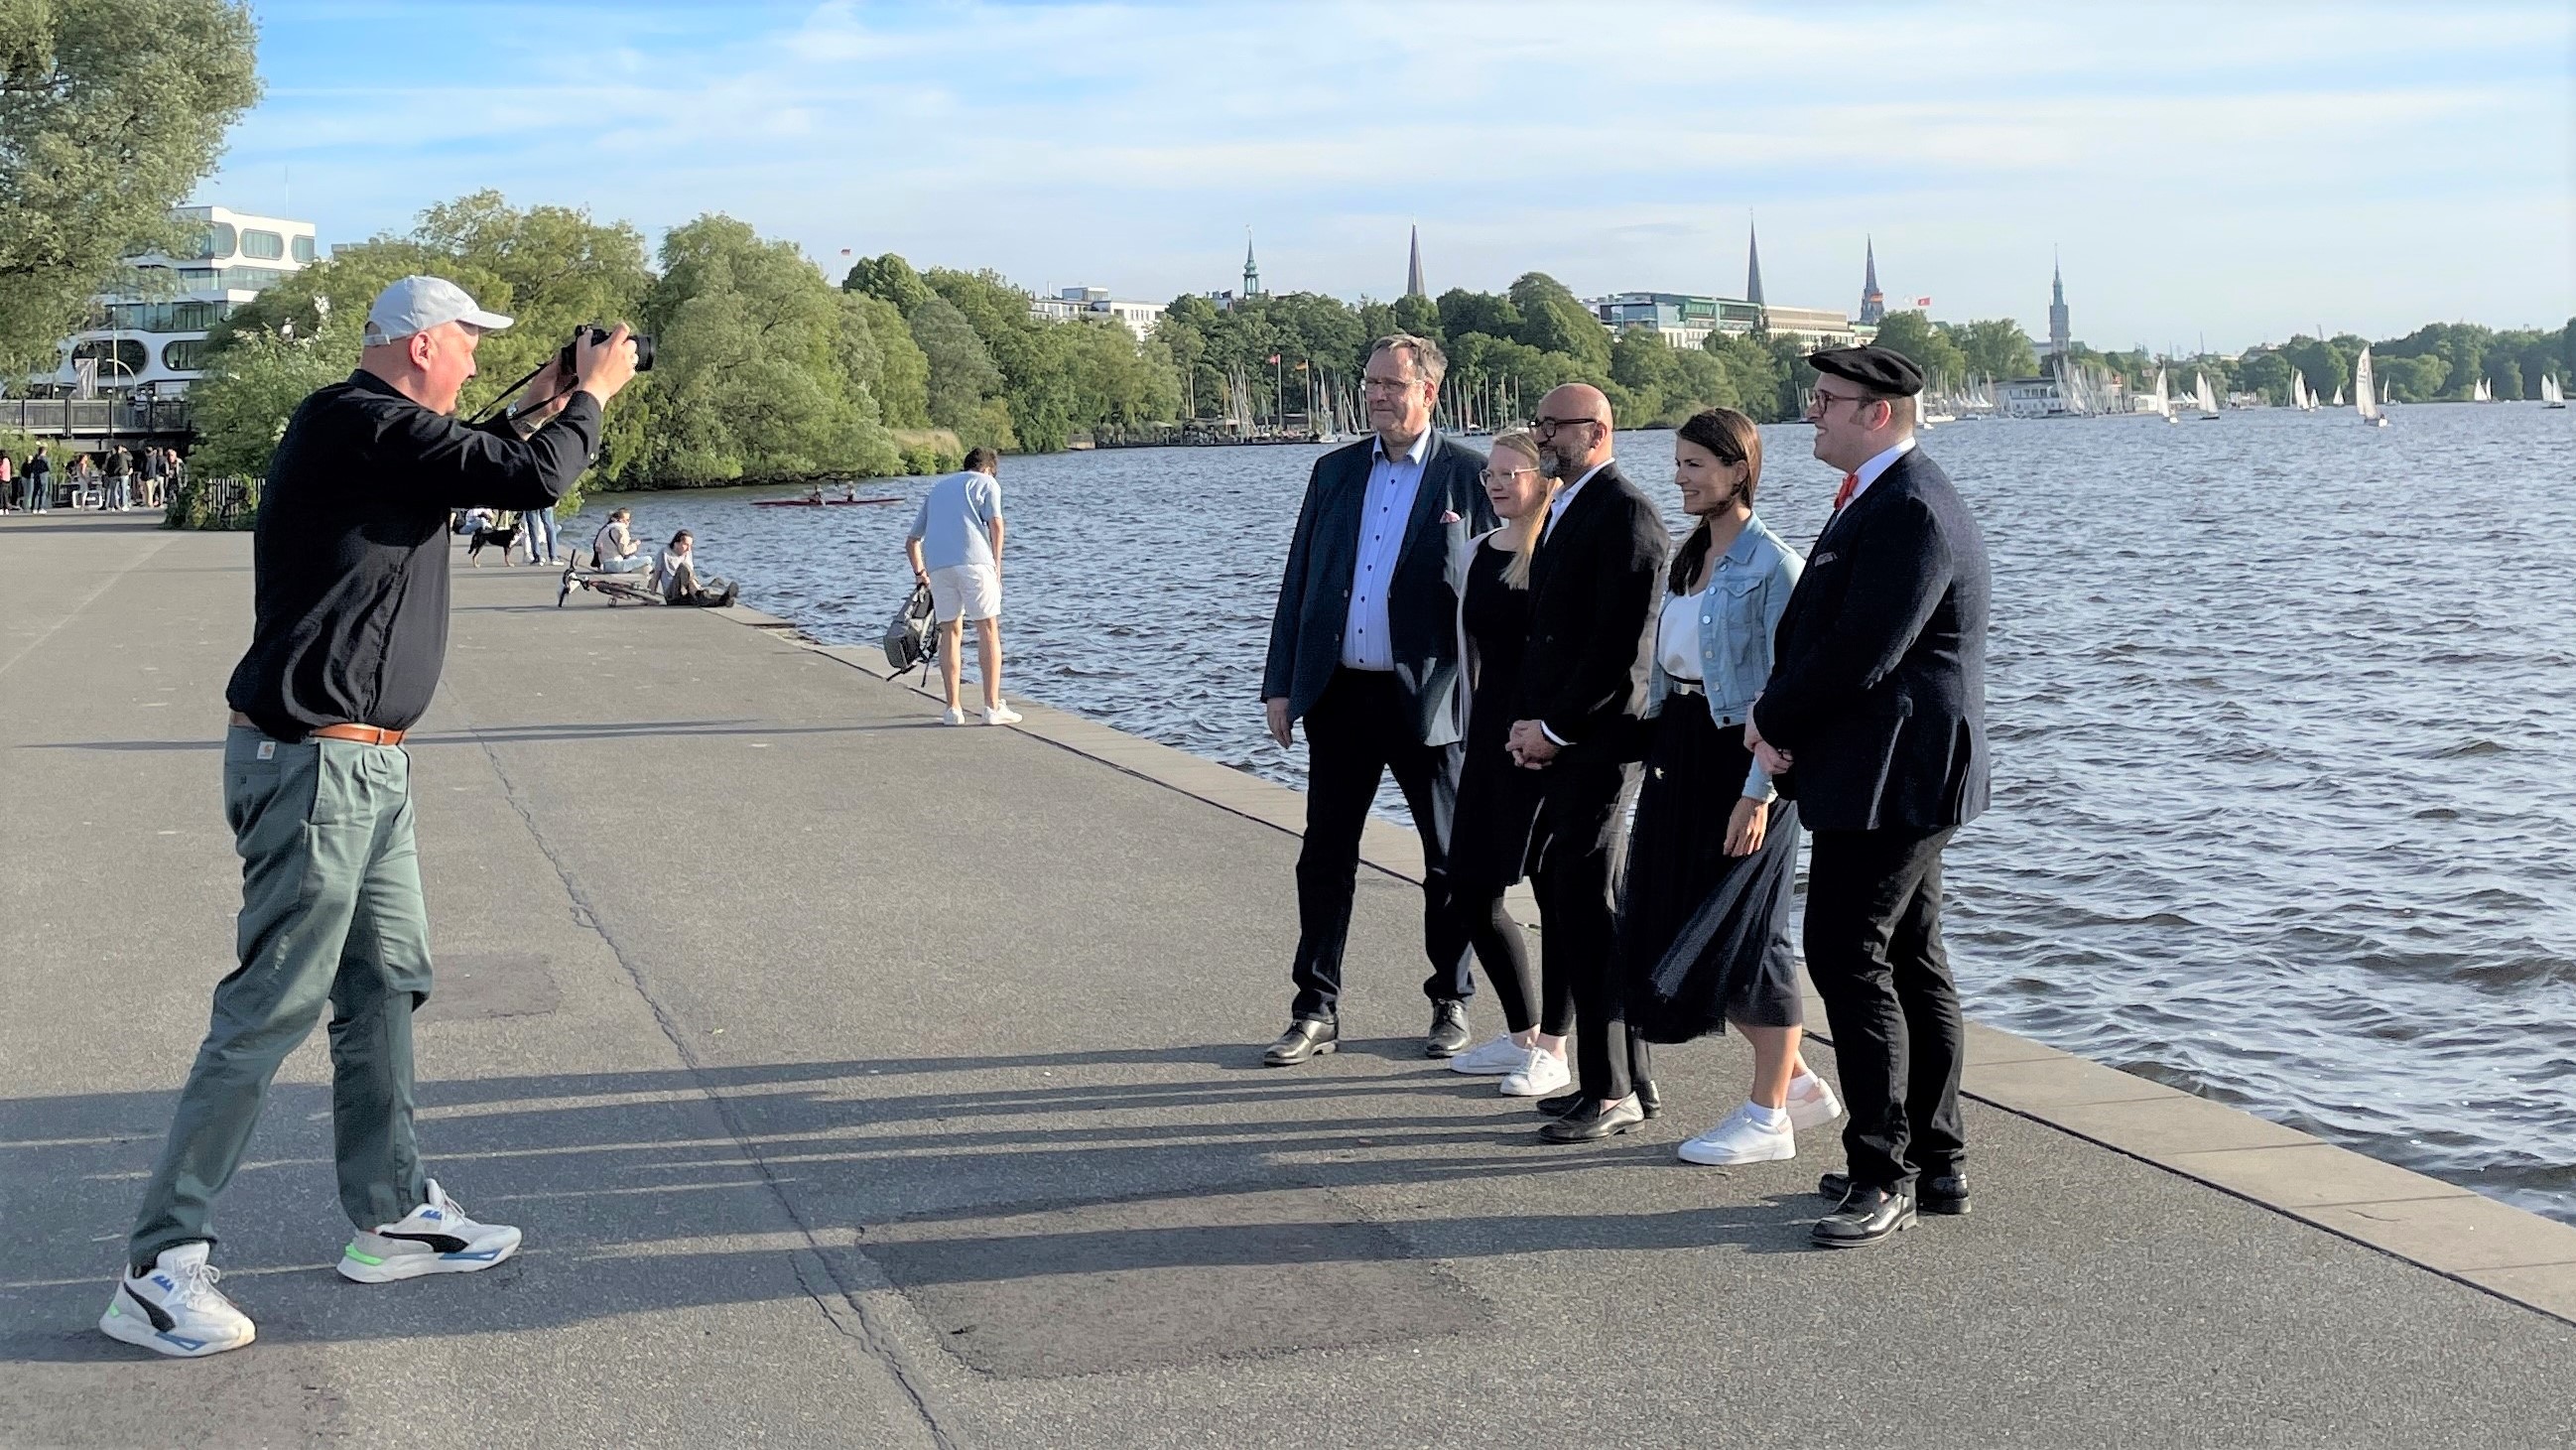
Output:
top-left (101, 277), bottom-right (638, 1358)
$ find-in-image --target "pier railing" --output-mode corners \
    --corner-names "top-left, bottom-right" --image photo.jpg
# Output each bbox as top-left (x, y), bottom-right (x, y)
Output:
top-left (165, 475), bottom-right (258, 531)
top-left (0, 397), bottom-right (194, 440)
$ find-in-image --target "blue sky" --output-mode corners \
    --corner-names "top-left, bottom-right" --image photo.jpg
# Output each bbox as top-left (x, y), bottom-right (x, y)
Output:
top-left (207, 1), bottom-right (2570, 350)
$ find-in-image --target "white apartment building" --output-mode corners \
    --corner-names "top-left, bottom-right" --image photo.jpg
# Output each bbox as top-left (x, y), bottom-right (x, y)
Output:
top-left (1029, 286), bottom-right (1165, 341)
top-left (51, 205), bottom-right (319, 395)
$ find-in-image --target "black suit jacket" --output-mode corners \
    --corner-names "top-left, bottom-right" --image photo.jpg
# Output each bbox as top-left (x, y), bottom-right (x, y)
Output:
top-left (1753, 448), bottom-right (1990, 832)
top-left (1263, 433), bottom-right (1494, 746)
top-left (1513, 462), bottom-right (1669, 761)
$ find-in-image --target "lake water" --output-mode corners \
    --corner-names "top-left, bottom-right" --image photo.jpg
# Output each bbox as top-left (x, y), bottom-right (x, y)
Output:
top-left (565, 402), bottom-right (2576, 1223)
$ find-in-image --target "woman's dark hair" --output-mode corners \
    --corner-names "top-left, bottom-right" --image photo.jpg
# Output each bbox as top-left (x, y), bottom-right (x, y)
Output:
top-left (669, 530), bottom-right (691, 547)
top-left (1667, 407), bottom-right (1763, 594)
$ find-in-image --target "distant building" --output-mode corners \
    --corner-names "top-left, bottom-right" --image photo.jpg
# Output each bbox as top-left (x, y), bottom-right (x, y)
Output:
top-left (48, 204), bottom-right (318, 396)
top-left (1757, 304), bottom-right (1864, 348)
top-left (1593, 292), bottom-right (1762, 349)
top-left (1405, 225), bottom-right (1426, 299)
top-left (1744, 216), bottom-right (1766, 307)
top-left (1241, 230), bottom-right (1262, 299)
top-left (1857, 237), bottom-right (1885, 327)
top-left (1999, 375), bottom-right (2065, 418)
top-left (1030, 286), bottom-right (1165, 340)
top-left (2044, 251), bottom-right (2071, 357)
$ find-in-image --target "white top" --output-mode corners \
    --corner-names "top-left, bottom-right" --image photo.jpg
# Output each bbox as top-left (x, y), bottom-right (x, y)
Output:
top-left (1842, 436), bottom-right (1917, 507)
top-left (1657, 589), bottom-right (1704, 681)
top-left (652, 548), bottom-right (692, 594)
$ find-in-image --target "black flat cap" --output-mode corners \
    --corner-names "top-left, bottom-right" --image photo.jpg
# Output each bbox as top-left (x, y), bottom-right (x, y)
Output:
top-left (1807, 344), bottom-right (1925, 396)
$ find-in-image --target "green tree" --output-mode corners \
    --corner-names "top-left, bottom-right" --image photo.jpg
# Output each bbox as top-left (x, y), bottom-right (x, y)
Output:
top-left (0, 0), bottom-right (262, 373)
top-left (844, 291), bottom-right (929, 428)
top-left (1867, 311), bottom-right (1969, 388)
top-left (2234, 351), bottom-right (2291, 406)
top-left (1703, 333), bottom-right (1789, 423)
top-left (907, 294), bottom-right (1010, 450)
top-left (1942, 319), bottom-right (2038, 382)
top-left (1389, 293), bottom-right (1440, 340)
top-left (1436, 288), bottom-right (1521, 343)
top-left (1507, 272), bottom-right (1610, 370)
top-left (841, 253), bottom-right (934, 315)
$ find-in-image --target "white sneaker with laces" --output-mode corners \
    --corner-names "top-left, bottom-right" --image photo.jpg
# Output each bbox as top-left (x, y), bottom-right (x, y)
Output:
top-left (1678, 1102), bottom-right (1797, 1165)
top-left (337, 1179), bottom-right (522, 1283)
top-left (941, 706), bottom-right (967, 725)
top-left (1786, 1073), bottom-right (1845, 1131)
top-left (1448, 1033), bottom-right (1527, 1075)
top-left (1498, 1046), bottom-right (1571, 1097)
top-left (983, 702), bottom-right (1023, 725)
top-left (99, 1243), bottom-right (255, 1358)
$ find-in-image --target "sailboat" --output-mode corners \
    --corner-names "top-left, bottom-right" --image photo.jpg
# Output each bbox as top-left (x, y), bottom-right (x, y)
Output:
top-left (2544, 373), bottom-right (2567, 409)
top-left (2473, 377), bottom-right (2495, 402)
top-left (2291, 373), bottom-right (2312, 411)
top-left (2330, 383), bottom-right (2345, 407)
top-left (2355, 346), bottom-right (2386, 428)
top-left (2194, 371), bottom-right (2220, 420)
top-left (2151, 367), bottom-right (2176, 423)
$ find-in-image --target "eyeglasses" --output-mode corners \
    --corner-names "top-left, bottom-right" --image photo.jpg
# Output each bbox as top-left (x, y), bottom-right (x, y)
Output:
top-left (1805, 389), bottom-right (1875, 417)
top-left (1532, 416), bottom-right (1602, 439)
top-left (1360, 375), bottom-right (1419, 393)
top-left (1479, 466), bottom-right (1537, 484)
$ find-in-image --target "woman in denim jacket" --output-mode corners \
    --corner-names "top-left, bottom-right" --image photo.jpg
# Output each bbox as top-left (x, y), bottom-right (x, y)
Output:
top-left (1617, 408), bottom-right (1844, 1167)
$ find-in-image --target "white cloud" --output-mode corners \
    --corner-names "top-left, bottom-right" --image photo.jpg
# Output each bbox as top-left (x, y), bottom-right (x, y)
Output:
top-left (209, 0), bottom-right (2572, 347)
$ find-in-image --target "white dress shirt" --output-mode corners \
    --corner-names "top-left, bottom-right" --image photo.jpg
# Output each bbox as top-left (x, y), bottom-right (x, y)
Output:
top-left (1339, 429), bottom-right (1434, 670)
top-left (1840, 436), bottom-right (1916, 509)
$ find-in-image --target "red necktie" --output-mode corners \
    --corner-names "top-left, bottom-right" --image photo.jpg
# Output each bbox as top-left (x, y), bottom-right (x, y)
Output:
top-left (1831, 471), bottom-right (1859, 511)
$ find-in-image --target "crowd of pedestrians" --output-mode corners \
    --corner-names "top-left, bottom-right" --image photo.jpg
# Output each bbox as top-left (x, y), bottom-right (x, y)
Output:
top-left (3, 442), bottom-right (185, 513)
top-left (1260, 331), bottom-right (1991, 1251)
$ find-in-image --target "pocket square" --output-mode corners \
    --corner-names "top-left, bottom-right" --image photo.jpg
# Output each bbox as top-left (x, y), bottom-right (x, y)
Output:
top-left (1440, 510), bottom-right (1462, 524)
top-left (1812, 551), bottom-right (1841, 567)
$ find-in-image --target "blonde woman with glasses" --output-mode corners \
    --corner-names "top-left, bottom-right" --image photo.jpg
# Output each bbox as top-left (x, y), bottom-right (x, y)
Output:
top-left (1441, 428), bottom-right (1575, 1097)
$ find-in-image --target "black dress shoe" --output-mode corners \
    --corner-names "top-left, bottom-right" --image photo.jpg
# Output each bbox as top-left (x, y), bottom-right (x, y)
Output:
top-left (1536, 1090), bottom-right (1585, 1119)
top-left (1812, 1187), bottom-right (1915, 1248)
top-left (1262, 1018), bottom-right (1338, 1067)
top-left (1818, 1171), bottom-right (1972, 1215)
top-left (1424, 1000), bottom-right (1471, 1058)
top-left (1537, 1095), bottom-right (1645, 1143)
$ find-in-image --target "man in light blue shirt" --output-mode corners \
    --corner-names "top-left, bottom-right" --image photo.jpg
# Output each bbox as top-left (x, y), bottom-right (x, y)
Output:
top-left (905, 448), bottom-right (1019, 725)
top-left (1338, 428), bottom-right (1430, 671)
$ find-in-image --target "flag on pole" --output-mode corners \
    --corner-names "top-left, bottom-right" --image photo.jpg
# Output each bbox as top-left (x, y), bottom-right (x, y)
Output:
top-left (1914, 296), bottom-right (1932, 307)
top-left (1266, 354), bottom-right (1280, 363)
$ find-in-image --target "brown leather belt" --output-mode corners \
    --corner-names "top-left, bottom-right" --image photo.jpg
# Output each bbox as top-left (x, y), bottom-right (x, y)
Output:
top-left (228, 711), bottom-right (405, 746)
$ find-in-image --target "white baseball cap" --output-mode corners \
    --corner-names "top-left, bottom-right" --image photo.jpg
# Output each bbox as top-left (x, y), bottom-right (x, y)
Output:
top-left (363, 276), bottom-right (513, 345)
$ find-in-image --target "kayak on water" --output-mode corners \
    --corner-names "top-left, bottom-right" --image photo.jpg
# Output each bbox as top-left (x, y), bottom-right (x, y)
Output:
top-left (750, 496), bottom-right (902, 507)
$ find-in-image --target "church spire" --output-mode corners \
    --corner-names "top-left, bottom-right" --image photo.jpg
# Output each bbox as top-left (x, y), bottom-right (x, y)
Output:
top-left (1744, 213), bottom-right (1765, 307)
top-left (2046, 246), bottom-right (2071, 357)
top-left (1405, 224), bottom-right (1426, 299)
top-left (1858, 235), bottom-right (1885, 326)
top-left (1243, 227), bottom-right (1261, 298)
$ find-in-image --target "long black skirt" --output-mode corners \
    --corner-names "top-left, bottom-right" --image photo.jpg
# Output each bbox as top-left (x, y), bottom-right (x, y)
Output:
top-left (1619, 699), bottom-right (1804, 1043)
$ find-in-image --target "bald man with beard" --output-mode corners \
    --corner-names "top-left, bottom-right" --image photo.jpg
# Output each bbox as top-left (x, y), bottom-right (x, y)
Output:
top-left (1505, 385), bottom-right (1671, 1143)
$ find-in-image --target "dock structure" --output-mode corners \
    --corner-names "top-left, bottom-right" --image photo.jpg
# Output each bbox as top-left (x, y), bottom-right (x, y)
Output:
top-left (4, 515), bottom-right (2576, 1447)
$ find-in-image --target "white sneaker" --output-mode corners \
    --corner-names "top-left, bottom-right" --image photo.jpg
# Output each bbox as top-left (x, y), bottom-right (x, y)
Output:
top-left (1447, 1033), bottom-right (1526, 1076)
top-left (1498, 1046), bottom-right (1570, 1097)
top-left (982, 703), bottom-right (1023, 725)
top-left (1677, 1102), bottom-right (1797, 1165)
top-left (99, 1243), bottom-right (255, 1358)
top-left (1786, 1073), bottom-right (1845, 1131)
top-left (941, 706), bottom-right (967, 725)
top-left (337, 1179), bottom-right (522, 1283)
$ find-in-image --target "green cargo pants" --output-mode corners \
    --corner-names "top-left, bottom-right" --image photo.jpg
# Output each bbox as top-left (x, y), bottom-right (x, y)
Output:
top-left (127, 726), bottom-right (434, 1271)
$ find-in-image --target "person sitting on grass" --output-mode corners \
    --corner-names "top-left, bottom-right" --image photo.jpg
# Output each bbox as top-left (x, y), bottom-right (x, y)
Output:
top-left (652, 530), bottom-right (739, 607)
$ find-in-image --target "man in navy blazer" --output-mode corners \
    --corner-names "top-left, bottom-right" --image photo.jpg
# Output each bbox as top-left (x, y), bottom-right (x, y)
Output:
top-left (1259, 333), bottom-right (1496, 1065)
top-left (1748, 344), bottom-right (1991, 1249)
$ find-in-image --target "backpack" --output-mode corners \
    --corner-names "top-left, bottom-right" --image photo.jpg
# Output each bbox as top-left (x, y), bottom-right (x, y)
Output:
top-left (882, 582), bottom-right (940, 680)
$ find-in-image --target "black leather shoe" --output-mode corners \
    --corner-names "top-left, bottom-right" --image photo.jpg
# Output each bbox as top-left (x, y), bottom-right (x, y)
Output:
top-left (1424, 1000), bottom-right (1471, 1058)
top-left (1536, 1090), bottom-right (1585, 1119)
top-left (1812, 1187), bottom-right (1915, 1248)
top-left (1538, 1095), bottom-right (1645, 1143)
top-left (1262, 1018), bottom-right (1338, 1067)
top-left (1819, 1171), bottom-right (1971, 1215)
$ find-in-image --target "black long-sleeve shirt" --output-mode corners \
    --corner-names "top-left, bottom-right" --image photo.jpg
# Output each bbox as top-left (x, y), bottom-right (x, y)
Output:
top-left (225, 369), bottom-right (601, 739)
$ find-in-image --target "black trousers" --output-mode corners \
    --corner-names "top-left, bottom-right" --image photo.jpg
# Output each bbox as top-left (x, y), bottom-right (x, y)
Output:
top-left (1288, 669), bottom-right (1474, 1022)
top-left (1531, 757), bottom-right (1650, 1101)
top-left (1805, 825), bottom-right (1964, 1195)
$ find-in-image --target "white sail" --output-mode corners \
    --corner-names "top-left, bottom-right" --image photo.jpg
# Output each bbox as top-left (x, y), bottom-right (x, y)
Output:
top-left (2330, 384), bottom-right (2345, 407)
top-left (2293, 373), bottom-right (2311, 410)
top-left (2194, 371), bottom-right (2219, 416)
top-left (2355, 346), bottom-right (2381, 423)
top-left (2544, 373), bottom-right (2565, 405)
top-left (2474, 377), bottom-right (2493, 402)
top-left (2152, 367), bottom-right (2171, 416)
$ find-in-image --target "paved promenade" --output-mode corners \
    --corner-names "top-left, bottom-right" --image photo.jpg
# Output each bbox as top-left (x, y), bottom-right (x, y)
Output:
top-left (4, 514), bottom-right (2576, 1448)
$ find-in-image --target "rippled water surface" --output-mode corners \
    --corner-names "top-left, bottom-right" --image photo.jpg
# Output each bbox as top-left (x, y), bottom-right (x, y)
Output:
top-left (569, 404), bottom-right (2576, 1222)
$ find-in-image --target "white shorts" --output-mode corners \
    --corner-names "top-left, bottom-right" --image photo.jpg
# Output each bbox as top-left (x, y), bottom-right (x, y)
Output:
top-left (927, 565), bottom-right (1000, 623)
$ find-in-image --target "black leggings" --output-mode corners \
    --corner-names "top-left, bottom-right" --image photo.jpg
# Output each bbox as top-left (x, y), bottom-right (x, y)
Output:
top-left (1459, 886), bottom-right (1572, 1036)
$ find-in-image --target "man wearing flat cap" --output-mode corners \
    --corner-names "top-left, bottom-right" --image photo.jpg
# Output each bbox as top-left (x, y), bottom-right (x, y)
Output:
top-left (1746, 343), bottom-right (1991, 1249)
top-left (101, 278), bottom-right (639, 1358)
